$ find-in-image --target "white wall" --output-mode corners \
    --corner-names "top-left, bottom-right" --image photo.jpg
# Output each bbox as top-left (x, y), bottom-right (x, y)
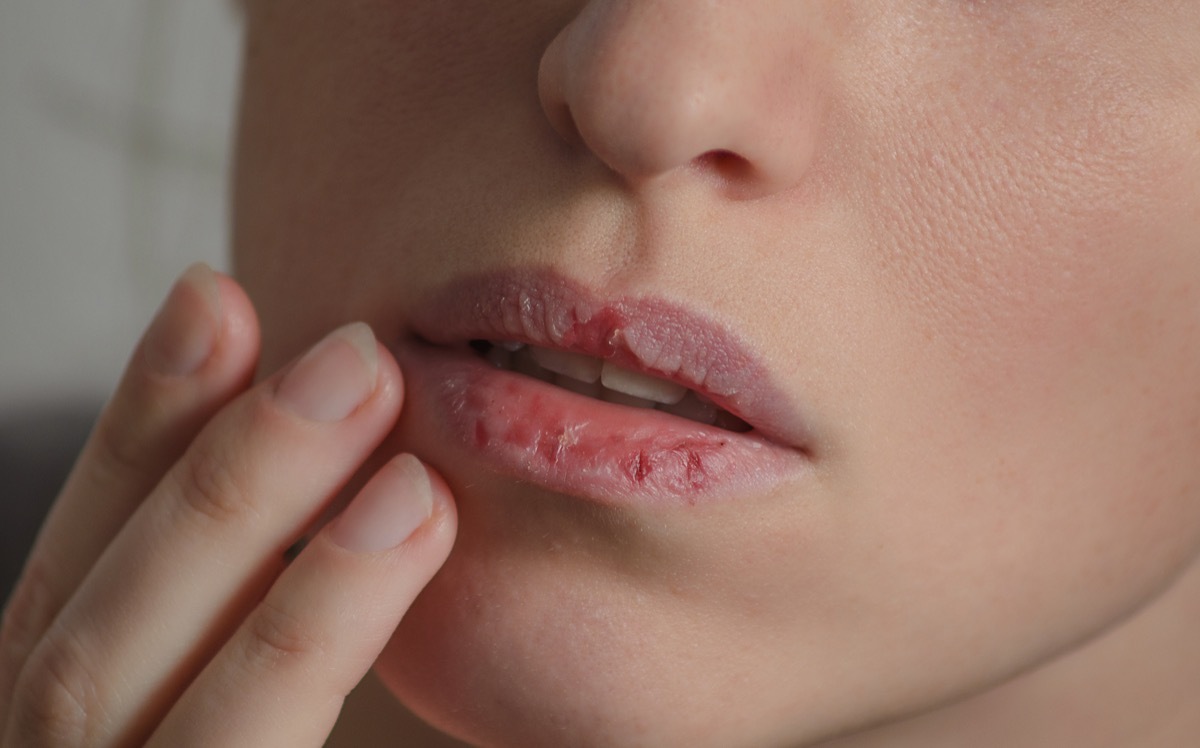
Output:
top-left (0, 0), bottom-right (242, 407)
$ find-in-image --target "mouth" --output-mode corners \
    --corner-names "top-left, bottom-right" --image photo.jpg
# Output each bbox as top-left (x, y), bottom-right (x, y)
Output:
top-left (392, 268), bottom-right (812, 506)
top-left (466, 339), bottom-right (753, 433)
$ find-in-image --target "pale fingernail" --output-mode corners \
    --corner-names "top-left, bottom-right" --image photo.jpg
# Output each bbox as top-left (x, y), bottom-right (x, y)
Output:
top-left (144, 263), bottom-right (221, 377)
top-left (276, 322), bottom-right (378, 422)
top-left (329, 454), bottom-right (434, 553)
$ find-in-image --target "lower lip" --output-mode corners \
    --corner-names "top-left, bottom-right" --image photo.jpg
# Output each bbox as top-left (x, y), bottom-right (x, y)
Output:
top-left (394, 341), bottom-right (810, 507)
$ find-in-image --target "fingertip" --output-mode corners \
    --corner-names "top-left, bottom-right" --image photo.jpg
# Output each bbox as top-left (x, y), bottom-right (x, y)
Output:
top-left (407, 457), bottom-right (459, 569)
top-left (370, 336), bottom-right (406, 414)
top-left (329, 454), bottom-right (431, 553)
top-left (142, 264), bottom-right (222, 377)
top-left (134, 265), bottom-right (258, 393)
top-left (418, 460), bottom-right (459, 536)
top-left (210, 271), bottom-right (262, 376)
top-left (328, 454), bottom-right (456, 556)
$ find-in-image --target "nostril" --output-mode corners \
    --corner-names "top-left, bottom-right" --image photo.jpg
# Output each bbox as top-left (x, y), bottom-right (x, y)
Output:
top-left (693, 149), bottom-right (755, 183)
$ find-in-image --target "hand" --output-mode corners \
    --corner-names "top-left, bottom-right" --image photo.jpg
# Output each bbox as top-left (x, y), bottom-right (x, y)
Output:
top-left (0, 264), bottom-right (457, 746)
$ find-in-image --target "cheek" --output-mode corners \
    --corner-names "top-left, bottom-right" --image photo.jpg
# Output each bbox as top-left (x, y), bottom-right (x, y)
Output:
top-left (878, 126), bottom-right (1200, 421)
top-left (849, 2), bottom-right (1200, 409)
top-left (837, 52), bottom-right (1200, 641)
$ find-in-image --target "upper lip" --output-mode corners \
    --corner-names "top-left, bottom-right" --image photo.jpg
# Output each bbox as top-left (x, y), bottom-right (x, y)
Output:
top-left (399, 267), bottom-right (813, 453)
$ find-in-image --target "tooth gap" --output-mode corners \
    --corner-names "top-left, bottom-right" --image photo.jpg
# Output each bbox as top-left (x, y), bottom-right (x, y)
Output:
top-left (469, 339), bottom-right (492, 355)
top-left (715, 411), bottom-right (753, 433)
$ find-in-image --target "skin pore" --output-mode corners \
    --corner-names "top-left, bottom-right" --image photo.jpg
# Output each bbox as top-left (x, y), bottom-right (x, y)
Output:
top-left (232, 1), bottom-right (1200, 746)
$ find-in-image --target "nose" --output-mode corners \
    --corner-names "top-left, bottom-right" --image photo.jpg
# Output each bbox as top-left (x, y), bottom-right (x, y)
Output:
top-left (538, 0), bottom-right (826, 199)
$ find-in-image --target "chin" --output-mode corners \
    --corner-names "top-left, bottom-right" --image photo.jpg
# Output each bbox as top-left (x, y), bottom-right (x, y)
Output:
top-left (372, 581), bottom-right (777, 747)
top-left (367, 493), bottom-right (800, 748)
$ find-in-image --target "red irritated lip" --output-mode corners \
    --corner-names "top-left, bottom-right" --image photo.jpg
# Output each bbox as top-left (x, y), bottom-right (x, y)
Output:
top-left (392, 269), bottom-right (814, 506)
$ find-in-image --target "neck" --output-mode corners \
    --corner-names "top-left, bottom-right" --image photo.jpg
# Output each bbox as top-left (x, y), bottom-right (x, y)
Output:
top-left (820, 555), bottom-right (1200, 748)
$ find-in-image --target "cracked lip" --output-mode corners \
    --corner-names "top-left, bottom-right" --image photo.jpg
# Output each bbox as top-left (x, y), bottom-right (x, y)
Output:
top-left (391, 268), bottom-right (813, 506)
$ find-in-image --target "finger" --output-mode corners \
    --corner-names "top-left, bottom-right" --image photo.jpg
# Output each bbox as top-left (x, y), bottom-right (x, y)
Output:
top-left (148, 455), bottom-right (457, 747)
top-left (0, 264), bottom-right (259, 724)
top-left (3, 323), bottom-right (402, 747)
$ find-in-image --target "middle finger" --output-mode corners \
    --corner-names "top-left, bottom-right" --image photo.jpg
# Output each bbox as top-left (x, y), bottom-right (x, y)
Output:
top-left (5, 323), bottom-right (402, 747)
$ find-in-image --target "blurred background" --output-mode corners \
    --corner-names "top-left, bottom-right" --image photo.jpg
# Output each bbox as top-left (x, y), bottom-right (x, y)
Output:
top-left (0, 0), bottom-right (242, 596)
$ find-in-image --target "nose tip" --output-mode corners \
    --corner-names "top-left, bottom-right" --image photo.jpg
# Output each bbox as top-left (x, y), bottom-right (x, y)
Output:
top-left (537, 2), bottom-right (821, 199)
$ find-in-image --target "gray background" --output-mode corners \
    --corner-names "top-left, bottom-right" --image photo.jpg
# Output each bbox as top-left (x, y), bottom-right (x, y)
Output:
top-left (1, 0), bottom-right (240, 404)
top-left (1, 0), bottom-right (242, 597)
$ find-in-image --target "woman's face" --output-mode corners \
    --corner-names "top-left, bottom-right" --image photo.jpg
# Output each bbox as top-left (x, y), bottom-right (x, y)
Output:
top-left (233, 2), bottom-right (1200, 745)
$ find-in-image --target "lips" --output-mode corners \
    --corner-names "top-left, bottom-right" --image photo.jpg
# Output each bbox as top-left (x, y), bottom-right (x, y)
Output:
top-left (392, 268), bottom-right (812, 506)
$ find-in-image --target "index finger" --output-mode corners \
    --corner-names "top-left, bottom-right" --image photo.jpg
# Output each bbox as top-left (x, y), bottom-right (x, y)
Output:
top-left (147, 455), bottom-right (457, 747)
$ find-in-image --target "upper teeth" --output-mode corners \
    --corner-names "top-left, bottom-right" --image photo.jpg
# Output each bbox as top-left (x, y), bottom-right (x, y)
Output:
top-left (530, 344), bottom-right (686, 404)
top-left (529, 346), bottom-right (602, 383)
top-left (479, 340), bottom-right (745, 430)
top-left (599, 360), bottom-right (687, 404)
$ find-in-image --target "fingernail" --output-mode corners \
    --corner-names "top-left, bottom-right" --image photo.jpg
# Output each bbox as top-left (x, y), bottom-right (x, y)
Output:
top-left (144, 263), bottom-right (221, 377)
top-left (329, 454), bottom-right (434, 553)
top-left (276, 322), bottom-right (378, 422)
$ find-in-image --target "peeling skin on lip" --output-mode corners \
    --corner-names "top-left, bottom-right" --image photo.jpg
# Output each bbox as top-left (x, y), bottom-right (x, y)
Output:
top-left (428, 350), bottom-right (787, 505)
top-left (400, 268), bottom-right (812, 504)
top-left (466, 274), bottom-right (740, 393)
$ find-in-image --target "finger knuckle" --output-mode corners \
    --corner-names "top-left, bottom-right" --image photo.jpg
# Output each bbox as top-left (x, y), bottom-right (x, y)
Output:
top-left (89, 409), bottom-right (151, 487)
top-left (0, 556), bottom-right (55, 661)
top-left (0, 560), bottom-right (66, 699)
top-left (11, 627), bottom-right (106, 746)
top-left (240, 599), bottom-right (330, 678)
top-left (173, 441), bottom-right (258, 528)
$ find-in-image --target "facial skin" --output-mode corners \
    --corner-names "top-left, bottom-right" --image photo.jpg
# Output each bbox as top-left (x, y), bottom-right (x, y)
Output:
top-left (231, 1), bottom-right (1200, 745)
